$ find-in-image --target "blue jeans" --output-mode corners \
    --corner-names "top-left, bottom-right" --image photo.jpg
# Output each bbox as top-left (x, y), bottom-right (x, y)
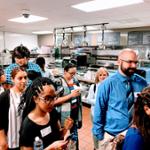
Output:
top-left (70, 124), bottom-right (79, 150)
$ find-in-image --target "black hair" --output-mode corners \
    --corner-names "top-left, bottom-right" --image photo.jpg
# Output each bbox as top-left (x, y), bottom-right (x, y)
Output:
top-left (64, 63), bottom-right (77, 72)
top-left (18, 77), bottom-right (56, 120)
top-left (12, 45), bottom-right (30, 62)
top-left (133, 86), bottom-right (150, 146)
top-left (35, 57), bottom-right (45, 71)
top-left (27, 70), bottom-right (42, 81)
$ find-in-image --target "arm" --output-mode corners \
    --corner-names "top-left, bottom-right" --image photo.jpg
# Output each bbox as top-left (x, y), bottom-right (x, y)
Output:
top-left (54, 89), bottom-right (80, 106)
top-left (21, 141), bottom-right (68, 150)
top-left (0, 130), bottom-right (8, 150)
top-left (20, 147), bottom-right (33, 150)
top-left (0, 90), bottom-right (10, 149)
top-left (92, 81), bottom-right (109, 140)
top-left (60, 117), bottom-right (73, 137)
top-left (45, 141), bottom-right (68, 150)
top-left (45, 118), bottom-right (73, 150)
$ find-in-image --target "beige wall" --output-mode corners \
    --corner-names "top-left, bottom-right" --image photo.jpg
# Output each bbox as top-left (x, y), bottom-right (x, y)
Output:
top-left (38, 34), bottom-right (54, 47)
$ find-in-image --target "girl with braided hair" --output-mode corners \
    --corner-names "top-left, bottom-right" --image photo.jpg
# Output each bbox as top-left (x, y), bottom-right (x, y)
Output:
top-left (123, 86), bottom-right (150, 150)
top-left (19, 77), bottom-right (73, 150)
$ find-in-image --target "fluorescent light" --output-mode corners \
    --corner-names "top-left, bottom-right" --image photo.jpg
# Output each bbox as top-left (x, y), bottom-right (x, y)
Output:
top-left (32, 31), bottom-right (53, 35)
top-left (8, 15), bottom-right (48, 23)
top-left (73, 27), bottom-right (84, 32)
top-left (86, 26), bottom-right (97, 30)
top-left (72, 0), bottom-right (144, 12)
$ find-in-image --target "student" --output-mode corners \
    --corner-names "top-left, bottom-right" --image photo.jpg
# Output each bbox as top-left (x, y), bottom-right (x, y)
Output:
top-left (5, 45), bottom-right (42, 86)
top-left (19, 77), bottom-right (73, 150)
top-left (54, 63), bottom-right (82, 150)
top-left (92, 49), bottom-right (148, 150)
top-left (0, 67), bottom-right (6, 94)
top-left (123, 86), bottom-right (150, 150)
top-left (35, 57), bottom-right (52, 78)
top-left (0, 67), bottom-right (28, 149)
top-left (87, 67), bottom-right (109, 150)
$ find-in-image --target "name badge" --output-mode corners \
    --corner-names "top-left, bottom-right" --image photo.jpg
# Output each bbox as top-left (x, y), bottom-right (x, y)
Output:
top-left (72, 99), bottom-right (77, 103)
top-left (40, 126), bottom-right (51, 137)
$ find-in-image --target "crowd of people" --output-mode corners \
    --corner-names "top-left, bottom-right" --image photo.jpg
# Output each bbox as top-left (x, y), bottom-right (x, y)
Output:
top-left (0, 45), bottom-right (150, 150)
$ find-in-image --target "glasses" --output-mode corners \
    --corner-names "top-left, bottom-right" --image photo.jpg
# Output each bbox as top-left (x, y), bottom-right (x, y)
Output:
top-left (67, 71), bottom-right (76, 76)
top-left (39, 95), bottom-right (57, 104)
top-left (120, 59), bottom-right (138, 65)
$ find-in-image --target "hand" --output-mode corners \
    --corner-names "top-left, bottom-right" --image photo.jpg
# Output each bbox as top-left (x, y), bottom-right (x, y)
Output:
top-left (64, 118), bottom-right (74, 130)
top-left (63, 130), bottom-right (71, 141)
top-left (70, 89), bottom-right (81, 98)
top-left (50, 140), bottom-right (68, 150)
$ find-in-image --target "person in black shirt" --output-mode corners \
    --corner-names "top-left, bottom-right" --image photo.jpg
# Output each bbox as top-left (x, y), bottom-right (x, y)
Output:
top-left (19, 77), bottom-right (73, 150)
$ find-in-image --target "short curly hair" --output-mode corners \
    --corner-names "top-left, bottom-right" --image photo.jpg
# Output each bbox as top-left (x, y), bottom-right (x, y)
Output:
top-left (12, 45), bottom-right (30, 59)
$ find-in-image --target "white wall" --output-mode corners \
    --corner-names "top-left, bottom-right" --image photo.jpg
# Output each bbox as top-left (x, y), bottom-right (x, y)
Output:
top-left (0, 32), bottom-right (4, 51)
top-left (38, 34), bottom-right (54, 47)
top-left (0, 32), bottom-right (38, 52)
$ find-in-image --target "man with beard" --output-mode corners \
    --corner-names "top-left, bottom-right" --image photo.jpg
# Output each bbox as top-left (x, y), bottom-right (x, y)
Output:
top-left (5, 45), bottom-right (42, 86)
top-left (92, 48), bottom-right (148, 150)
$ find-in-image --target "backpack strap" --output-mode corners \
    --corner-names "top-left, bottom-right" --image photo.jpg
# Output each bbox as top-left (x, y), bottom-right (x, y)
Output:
top-left (93, 84), bottom-right (96, 93)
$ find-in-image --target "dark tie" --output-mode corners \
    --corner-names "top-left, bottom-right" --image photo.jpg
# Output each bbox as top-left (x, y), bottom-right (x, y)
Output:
top-left (126, 80), bottom-right (133, 97)
top-left (126, 79), bottom-right (134, 124)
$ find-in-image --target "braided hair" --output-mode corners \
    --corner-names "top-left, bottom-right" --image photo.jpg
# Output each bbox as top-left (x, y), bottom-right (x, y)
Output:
top-left (133, 86), bottom-right (150, 146)
top-left (18, 77), bottom-right (56, 120)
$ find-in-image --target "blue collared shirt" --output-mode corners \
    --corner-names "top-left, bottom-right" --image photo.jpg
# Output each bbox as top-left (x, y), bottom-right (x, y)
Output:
top-left (92, 71), bottom-right (147, 140)
top-left (5, 62), bottom-right (42, 84)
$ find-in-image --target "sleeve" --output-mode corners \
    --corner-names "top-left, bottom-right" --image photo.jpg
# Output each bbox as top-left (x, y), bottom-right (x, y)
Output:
top-left (4, 66), bottom-right (13, 84)
top-left (86, 84), bottom-right (95, 105)
top-left (92, 81), bottom-right (110, 140)
top-left (123, 131), bottom-right (144, 150)
top-left (0, 91), bottom-right (9, 131)
top-left (19, 118), bottom-right (35, 147)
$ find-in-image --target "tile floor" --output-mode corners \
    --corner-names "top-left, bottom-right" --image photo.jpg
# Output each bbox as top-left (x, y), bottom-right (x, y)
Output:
top-left (78, 105), bottom-right (94, 150)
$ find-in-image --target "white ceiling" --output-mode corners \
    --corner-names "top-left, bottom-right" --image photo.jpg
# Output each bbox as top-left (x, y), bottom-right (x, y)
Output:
top-left (1, 0), bottom-right (150, 34)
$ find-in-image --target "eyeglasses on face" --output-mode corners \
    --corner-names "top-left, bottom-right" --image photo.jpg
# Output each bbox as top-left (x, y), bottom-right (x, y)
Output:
top-left (67, 71), bottom-right (76, 76)
top-left (39, 95), bottom-right (57, 104)
top-left (120, 59), bottom-right (138, 65)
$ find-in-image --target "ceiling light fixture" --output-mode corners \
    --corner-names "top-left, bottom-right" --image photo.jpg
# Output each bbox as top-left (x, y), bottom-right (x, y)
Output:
top-left (72, 0), bottom-right (144, 12)
top-left (32, 31), bottom-right (53, 35)
top-left (8, 9), bottom-right (48, 24)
